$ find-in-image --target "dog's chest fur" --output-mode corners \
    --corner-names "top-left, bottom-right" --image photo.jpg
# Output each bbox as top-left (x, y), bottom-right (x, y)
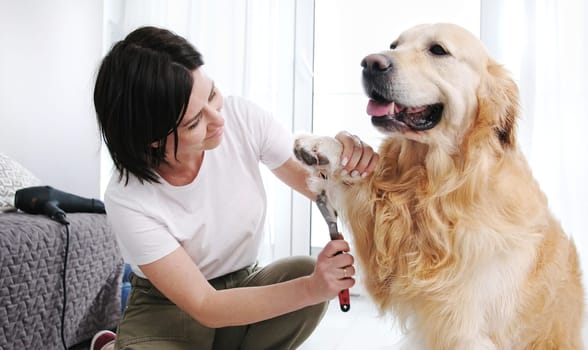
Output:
top-left (336, 139), bottom-right (544, 348)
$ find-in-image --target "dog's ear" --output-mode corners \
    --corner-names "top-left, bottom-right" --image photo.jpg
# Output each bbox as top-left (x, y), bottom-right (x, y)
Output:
top-left (477, 60), bottom-right (520, 148)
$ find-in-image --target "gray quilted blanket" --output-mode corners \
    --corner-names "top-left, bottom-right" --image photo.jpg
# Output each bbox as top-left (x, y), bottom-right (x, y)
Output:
top-left (0, 212), bottom-right (123, 349)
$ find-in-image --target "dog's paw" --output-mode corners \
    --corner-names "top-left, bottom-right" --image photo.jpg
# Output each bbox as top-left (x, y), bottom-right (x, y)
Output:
top-left (294, 134), bottom-right (344, 196)
top-left (293, 134), bottom-right (343, 175)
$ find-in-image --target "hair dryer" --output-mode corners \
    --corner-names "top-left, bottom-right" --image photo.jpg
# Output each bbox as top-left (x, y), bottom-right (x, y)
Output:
top-left (14, 186), bottom-right (106, 225)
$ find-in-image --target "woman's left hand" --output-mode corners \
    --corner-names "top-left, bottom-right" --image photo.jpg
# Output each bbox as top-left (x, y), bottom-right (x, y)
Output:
top-left (335, 131), bottom-right (379, 178)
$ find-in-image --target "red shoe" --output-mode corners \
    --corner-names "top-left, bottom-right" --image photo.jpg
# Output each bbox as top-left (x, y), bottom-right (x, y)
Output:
top-left (90, 330), bottom-right (116, 350)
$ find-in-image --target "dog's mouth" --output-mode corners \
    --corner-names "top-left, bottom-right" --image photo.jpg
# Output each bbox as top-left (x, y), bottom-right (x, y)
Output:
top-left (366, 95), bottom-right (443, 132)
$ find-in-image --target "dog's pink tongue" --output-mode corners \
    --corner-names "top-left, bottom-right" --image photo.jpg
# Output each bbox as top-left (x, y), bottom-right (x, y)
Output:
top-left (367, 99), bottom-right (393, 117)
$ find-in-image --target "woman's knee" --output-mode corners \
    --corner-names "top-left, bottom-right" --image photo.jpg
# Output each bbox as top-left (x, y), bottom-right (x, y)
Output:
top-left (243, 256), bottom-right (316, 286)
top-left (283, 255), bottom-right (316, 277)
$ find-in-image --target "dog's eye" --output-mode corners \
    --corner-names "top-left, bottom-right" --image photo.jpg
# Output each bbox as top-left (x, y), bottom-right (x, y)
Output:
top-left (429, 44), bottom-right (448, 56)
top-left (390, 42), bottom-right (397, 50)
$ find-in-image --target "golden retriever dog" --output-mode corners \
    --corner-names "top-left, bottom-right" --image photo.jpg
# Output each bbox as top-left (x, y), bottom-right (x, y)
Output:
top-left (294, 23), bottom-right (585, 349)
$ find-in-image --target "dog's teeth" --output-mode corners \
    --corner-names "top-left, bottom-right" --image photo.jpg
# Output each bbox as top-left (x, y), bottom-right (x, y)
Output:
top-left (389, 102), bottom-right (396, 115)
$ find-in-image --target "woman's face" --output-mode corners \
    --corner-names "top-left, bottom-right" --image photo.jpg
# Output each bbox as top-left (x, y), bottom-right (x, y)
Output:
top-left (163, 69), bottom-right (224, 159)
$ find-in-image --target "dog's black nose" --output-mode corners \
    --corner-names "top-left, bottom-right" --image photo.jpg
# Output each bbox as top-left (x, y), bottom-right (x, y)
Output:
top-left (361, 54), bottom-right (393, 74)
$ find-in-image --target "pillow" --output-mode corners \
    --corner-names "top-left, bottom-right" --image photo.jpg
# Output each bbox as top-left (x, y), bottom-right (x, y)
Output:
top-left (0, 152), bottom-right (41, 212)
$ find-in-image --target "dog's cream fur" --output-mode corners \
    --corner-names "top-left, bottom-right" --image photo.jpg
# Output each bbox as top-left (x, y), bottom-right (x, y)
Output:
top-left (294, 23), bottom-right (584, 349)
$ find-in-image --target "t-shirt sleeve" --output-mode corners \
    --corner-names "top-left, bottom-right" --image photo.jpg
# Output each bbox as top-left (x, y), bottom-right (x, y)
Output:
top-left (105, 187), bottom-right (180, 266)
top-left (229, 96), bottom-right (293, 169)
top-left (259, 113), bottom-right (293, 169)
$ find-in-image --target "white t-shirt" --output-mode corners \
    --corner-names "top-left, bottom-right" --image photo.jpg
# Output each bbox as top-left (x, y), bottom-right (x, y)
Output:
top-left (105, 96), bottom-right (293, 279)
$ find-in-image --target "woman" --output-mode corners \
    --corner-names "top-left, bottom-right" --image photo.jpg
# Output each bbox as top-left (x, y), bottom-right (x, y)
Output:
top-left (91, 26), bottom-right (378, 350)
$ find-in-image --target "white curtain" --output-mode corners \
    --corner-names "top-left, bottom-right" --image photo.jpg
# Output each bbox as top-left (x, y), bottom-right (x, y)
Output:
top-left (104, 0), bottom-right (292, 108)
top-left (102, 0), bottom-right (315, 263)
top-left (481, 0), bottom-right (588, 282)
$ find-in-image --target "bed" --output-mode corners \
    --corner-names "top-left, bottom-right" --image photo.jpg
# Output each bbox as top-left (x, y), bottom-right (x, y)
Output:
top-left (0, 212), bottom-right (123, 349)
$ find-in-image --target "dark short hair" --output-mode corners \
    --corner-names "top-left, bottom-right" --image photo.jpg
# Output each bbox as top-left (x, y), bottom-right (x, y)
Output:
top-left (94, 26), bottom-right (204, 184)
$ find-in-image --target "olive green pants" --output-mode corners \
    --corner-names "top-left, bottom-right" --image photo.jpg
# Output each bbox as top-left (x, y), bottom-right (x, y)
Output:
top-left (115, 256), bottom-right (328, 350)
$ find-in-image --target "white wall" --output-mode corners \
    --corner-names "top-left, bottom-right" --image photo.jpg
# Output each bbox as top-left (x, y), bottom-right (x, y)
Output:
top-left (0, 0), bottom-right (104, 198)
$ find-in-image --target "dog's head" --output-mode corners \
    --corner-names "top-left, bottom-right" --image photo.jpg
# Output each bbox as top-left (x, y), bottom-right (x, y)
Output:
top-left (362, 23), bottom-right (518, 152)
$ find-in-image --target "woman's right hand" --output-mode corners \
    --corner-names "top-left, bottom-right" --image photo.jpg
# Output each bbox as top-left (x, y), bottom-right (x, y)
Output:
top-left (307, 238), bottom-right (356, 300)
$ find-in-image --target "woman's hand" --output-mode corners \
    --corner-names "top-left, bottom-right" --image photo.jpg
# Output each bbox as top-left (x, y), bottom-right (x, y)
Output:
top-left (335, 131), bottom-right (379, 178)
top-left (307, 239), bottom-right (355, 300)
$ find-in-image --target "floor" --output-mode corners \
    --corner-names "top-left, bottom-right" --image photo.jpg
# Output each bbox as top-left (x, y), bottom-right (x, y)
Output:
top-left (299, 294), bottom-right (403, 350)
